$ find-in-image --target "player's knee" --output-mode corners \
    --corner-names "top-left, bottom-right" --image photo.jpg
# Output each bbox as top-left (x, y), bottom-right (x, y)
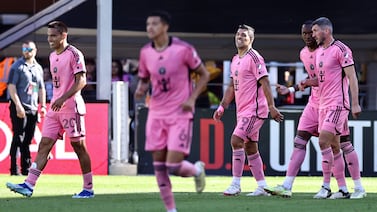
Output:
top-left (340, 141), bottom-right (354, 154)
top-left (166, 162), bottom-right (181, 175)
top-left (294, 135), bottom-right (308, 150)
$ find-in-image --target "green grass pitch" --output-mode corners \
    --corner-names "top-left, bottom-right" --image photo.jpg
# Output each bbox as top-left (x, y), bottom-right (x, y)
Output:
top-left (1, 175), bottom-right (376, 212)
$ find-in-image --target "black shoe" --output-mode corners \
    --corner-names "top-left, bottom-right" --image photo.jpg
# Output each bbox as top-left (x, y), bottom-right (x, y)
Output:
top-left (10, 172), bottom-right (21, 176)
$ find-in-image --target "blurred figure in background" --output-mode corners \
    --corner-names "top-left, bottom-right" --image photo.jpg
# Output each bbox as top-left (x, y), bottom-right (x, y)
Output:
top-left (135, 10), bottom-right (208, 212)
top-left (43, 67), bottom-right (53, 101)
top-left (0, 55), bottom-right (16, 100)
top-left (82, 58), bottom-right (96, 100)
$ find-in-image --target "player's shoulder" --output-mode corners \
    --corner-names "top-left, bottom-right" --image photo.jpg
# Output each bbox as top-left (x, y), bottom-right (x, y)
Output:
top-left (332, 40), bottom-right (350, 52)
top-left (246, 49), bottom-right (264, 63)
top-left (141, 42), bottom-right (153, 51)
top-left (10, 57), bottom-right (24, 70)
top-left (171, 36), bottom-right (192, 47)
top-left (66, 45), bottom-right (84, 57)
top-left (300, 46), bottom-right (309, 54)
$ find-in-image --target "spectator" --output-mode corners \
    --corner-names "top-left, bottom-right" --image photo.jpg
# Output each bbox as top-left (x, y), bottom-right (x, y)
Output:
top-left (7, 41), bottom-right (46, 175)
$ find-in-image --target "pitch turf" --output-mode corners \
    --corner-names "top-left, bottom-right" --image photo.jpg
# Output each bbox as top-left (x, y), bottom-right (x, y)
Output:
top-left (1, 175), bottom-right (376, 212)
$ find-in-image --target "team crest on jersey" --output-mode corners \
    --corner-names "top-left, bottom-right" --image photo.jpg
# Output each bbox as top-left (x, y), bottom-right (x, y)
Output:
top-left (257, 63), bottom-right (262, 69)
top-left (235, 70), bottom-right (238, 76)
top-left (319, 61), bottom-right (323, 68)
top-left (53, 67), bottom-right (58, 73)
top-left (310, 64), bottom-right (315, 70)
top-left (344, 52), bottom-right (349, 58)
top-left (159, 67), bottom-right (166, 75)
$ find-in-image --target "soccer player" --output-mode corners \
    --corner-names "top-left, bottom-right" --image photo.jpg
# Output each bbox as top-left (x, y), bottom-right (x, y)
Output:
top-left (311, 17), bottom-right (363, 199)
top-left (6, 21), bottom-right (94, 198)
top-left (134, 11), bottom-right (208, 212)
top-left (264, 21), bottom-right (366, 199)
top-left (213, 24), bottom-right (284, 196)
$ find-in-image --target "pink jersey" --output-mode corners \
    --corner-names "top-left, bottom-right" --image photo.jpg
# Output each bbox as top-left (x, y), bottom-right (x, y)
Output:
top-left (316, 40), bottom-right (352, 109)
top-left (300, 46), bottom-right (320, 108)
top-left (49, 45), bottom-right (86, 113)
top-left (230, 49), bottom-right (269, 118)
top-left (138, 37), bottom-right (202, 118)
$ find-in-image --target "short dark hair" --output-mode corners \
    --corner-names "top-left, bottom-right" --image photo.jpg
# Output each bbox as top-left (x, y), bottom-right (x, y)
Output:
top-left (47, 21), bottom-right (68, 33)
top-left (312, 17), bottom-right (333, 30)
top-left (148, 10), bottom-right (171, 25)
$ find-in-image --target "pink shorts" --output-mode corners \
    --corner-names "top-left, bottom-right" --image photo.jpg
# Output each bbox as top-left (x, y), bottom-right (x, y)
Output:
top-left (341, 118), bottom-right (350, 136)
top-left (233, 116), bottom-right (265, 142)
top-left (145, 117), bottom-right (193, 155)
top-left (297, 104), bottom-right (319, 136)
top-left (42, 111), bottom-right (86, 141)
top-left (319, 106), bottom-right (349, 135)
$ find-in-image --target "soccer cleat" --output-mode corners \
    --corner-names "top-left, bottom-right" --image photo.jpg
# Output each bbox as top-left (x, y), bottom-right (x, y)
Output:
top-left (223, 184), bottom-right (241, 196)
top-left (6, 182), bottom-right (33, 197)
top-left (246, 186), bottom-right (271, 196)
top-left (350, 188), bottom-right (367, 199)
top-left (313, 186), bottom-right (332, 199)
top-left (264, 185), bottom-right (292, 198)
top-left (72, 189), bottom-right (94, 198)
top-left (328, 190), bottom-right (351, 199)
top-left (194, 161), bottom-right (206, 193)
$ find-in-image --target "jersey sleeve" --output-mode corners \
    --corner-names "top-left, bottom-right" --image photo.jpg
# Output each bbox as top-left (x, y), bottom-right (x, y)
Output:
top-left (254, 56), bottom-right (268, 81)
top-left (338, 45), bottom-right (354, 68)
top-left (185, 45), bottom-right (202, 70)
top-left (71, 49), bottom-right (86, 75)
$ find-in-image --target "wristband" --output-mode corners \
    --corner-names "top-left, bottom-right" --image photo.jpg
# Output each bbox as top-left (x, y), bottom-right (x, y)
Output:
top-left (288, 87), bottom-right (295, 93)
top-left (216, 105), bottom-right (224, 113)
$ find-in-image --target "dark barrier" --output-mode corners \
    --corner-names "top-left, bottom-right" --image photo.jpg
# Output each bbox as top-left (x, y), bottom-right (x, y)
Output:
top-left (137, 107), bottom-right (377, 176)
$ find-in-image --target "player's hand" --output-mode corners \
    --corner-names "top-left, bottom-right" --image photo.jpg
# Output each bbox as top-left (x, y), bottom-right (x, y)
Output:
top-left (298, 80), bottom-right (307, 91)
top-left (40, 107), bottom-right (47, 118)
top-left (181, 98), bottom-right (195, 112)
top-left (16, 104), bottom-right (26, 118)
top-left (351, 104), bottom-right (361, 119)
top-left (276, 84), bottom-right (289, 95)
top-left (213, 105), bottom-right (224, 121)
top-left (134, 89), bottom-right (145, 100)
top-left (269, 106), bottom-right (284, 122)
top-left (51, 97), bottom-right (65, 112)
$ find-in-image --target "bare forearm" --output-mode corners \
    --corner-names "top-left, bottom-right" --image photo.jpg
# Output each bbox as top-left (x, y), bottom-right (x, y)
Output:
top-left (38, 88), bottom-right (46, 107)
top-left (349, 73), bottom-right (359, 106)
top-left (8, 84), bottom-right (22, 107)
top-left (190, 64), bottom-right (210, 101)
top-left (61, 76), bottom-right (86, 101)
top-left (220, 85), bottom-right (234, 108)
top-left (260, 77), bottom-right (275, 107)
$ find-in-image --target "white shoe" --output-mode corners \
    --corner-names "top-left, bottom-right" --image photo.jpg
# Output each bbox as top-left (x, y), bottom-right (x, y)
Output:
top-left (350, 188), bottom-right (367, 199)
top-left (194, 161), bottom-right (206, 193)
top-left (223, 184), bottom-right (241, 196)
top-left (313, 186), bottom-right (332, 199)
top-left (246, 186), bottom-right (271, 196)
top-left (264, 185), bottom-right (292, 198)
top-left (328, 190), bottom-right (350, 199)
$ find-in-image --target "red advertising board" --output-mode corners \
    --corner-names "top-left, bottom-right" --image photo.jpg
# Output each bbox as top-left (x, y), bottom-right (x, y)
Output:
top-left (0, 102), bottom-right (109, 175)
